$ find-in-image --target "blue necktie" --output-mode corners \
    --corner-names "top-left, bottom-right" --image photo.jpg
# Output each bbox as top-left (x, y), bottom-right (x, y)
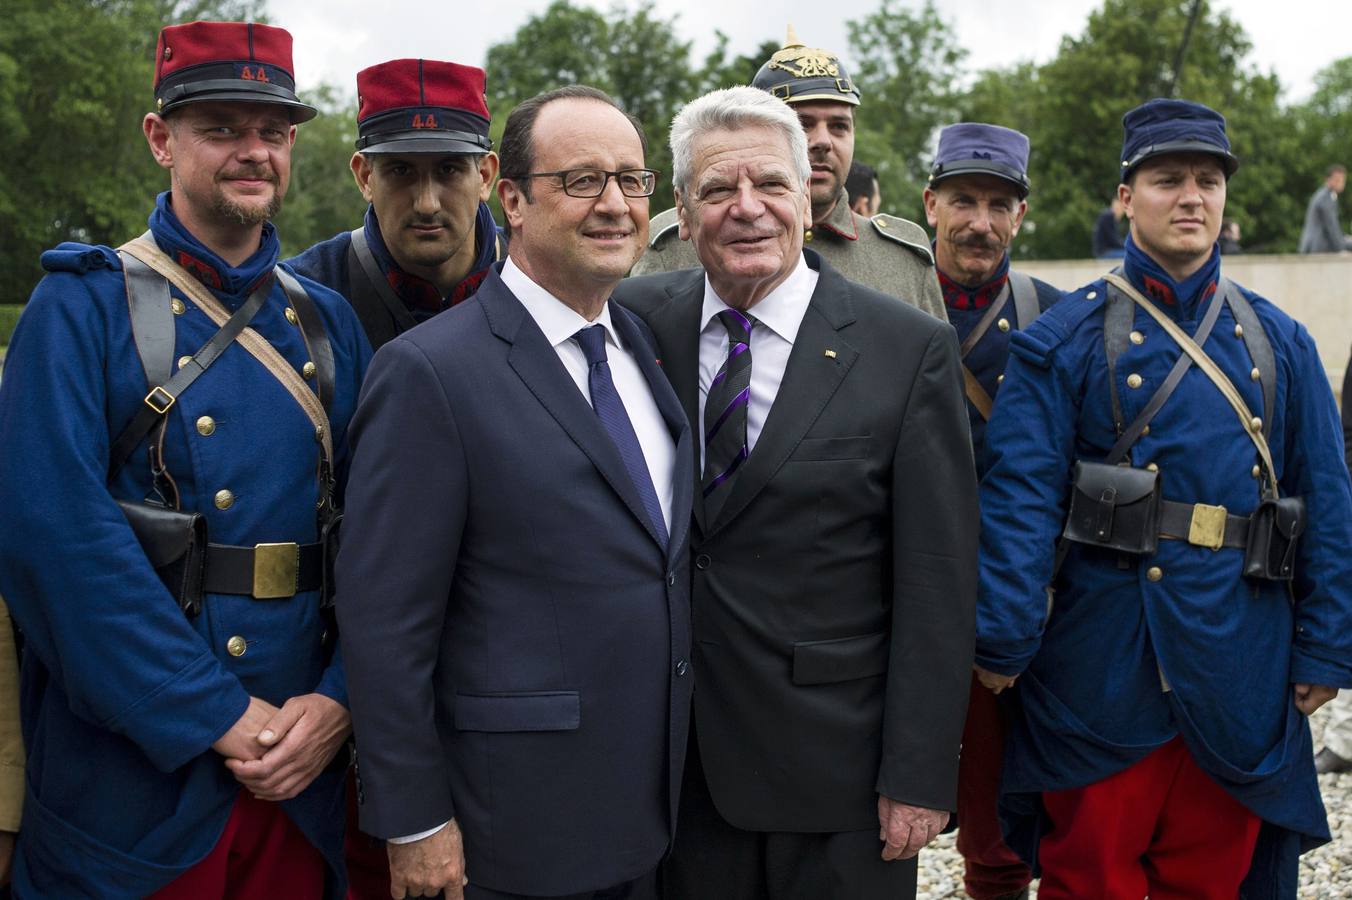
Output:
top-left (575, 325), bottom-right (669, 549)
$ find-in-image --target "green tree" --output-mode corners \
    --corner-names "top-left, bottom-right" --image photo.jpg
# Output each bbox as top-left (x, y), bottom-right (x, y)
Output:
top-left (847, 0), bottom-right (966, 225)
top-left (272, 84), bottom-right (368, 258)
top-left (0, 0), bottom-right (267, 305)
top-left (1292, 57), bottom-right (1352, 235)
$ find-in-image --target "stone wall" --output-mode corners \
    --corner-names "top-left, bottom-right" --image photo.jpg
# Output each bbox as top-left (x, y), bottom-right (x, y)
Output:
top-left (1016, 253), bottom-right (1352, 402)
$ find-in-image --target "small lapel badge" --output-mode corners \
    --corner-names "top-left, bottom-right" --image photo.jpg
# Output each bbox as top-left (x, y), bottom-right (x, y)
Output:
top-left (824, 349), bottom-right (837, 359)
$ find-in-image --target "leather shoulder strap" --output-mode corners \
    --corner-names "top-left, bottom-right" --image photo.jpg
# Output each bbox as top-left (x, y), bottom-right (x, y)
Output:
top-left (1104, 272), bottom-right (1278, 498)
top-left (276, 267), bottom-right (335, 415)
top-left (1222, 278), bottom-right (1276, 439)
top-left (1103, 278), bottom-right (1134, 434)
top-left (1008, 271), bottom-right (1040, 330)
top-left (122, 248), bottom-right (175, 390)
top-left (118, 237), bottom-right (334, 466)
top-left (348, 228), bottom-right (418, 335)
top-left (958, 282), bottom-right (1011, 359)
top-left (962, 365), bottom-right (994, 420)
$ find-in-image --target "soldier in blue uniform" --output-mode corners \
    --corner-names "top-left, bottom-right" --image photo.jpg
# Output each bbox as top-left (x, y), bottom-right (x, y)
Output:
top-left (922, 123), bottom-right (1058, 900)
top-left (0, 21), bottom-right (371, 898)
top-left (287, 58), bottom-right (504, 351)
top-left (975, 99), bottom-right (1352, 898)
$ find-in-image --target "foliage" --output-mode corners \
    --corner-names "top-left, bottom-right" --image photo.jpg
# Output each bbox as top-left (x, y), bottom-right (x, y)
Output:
top-left (0, 306), bottom-right (23, 347)
top-left (272, 84), bottom-right (368, 258)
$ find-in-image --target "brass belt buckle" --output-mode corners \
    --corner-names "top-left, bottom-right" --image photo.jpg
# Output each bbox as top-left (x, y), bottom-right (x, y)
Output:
top-left (1187, 503), bottom-right (1228, 551)
top-left (253, 542), bottom-right (299, 599)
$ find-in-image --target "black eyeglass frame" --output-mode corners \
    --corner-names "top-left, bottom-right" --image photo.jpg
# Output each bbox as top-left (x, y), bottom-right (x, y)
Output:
top-left (507, 167), bottom-right (660, 198)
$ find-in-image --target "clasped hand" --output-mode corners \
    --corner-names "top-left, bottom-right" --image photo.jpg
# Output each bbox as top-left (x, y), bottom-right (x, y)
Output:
top-left (211, 693), bottom-right (351, 801)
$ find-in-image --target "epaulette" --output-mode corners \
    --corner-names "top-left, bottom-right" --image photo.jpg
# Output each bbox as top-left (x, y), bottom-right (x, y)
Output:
top-left (40, 243), bottom-right (121, 274)
top-left (647, 207), bottom-right (681, 248)
top-left (1009, 283), bottom-right (1107, 369)
top-left (869, 214), bottom-right (934, 266)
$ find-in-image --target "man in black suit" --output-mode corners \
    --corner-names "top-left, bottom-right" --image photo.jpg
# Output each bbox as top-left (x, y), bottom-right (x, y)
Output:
top-left (615, 85), bottom-right (977, 898)
top-left (336, 85), bottom-right (694, 900)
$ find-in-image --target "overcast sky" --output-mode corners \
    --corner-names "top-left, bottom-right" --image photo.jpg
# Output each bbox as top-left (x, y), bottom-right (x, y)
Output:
top-left (267, 0), bottom-right (1349, 107)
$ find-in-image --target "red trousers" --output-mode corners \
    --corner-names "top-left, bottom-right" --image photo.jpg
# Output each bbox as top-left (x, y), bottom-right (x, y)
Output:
top-left (148, 790), bottom-right (324, 900)
top-left (956, 675), bottom-right (1032, 899)
top-left (344, 767), bottom-right (393, 900)
top-left (1039, 736), bottom-right (1261, 900)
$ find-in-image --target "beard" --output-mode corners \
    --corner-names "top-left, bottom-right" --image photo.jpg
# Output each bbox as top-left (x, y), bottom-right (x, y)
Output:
top-left (212, 166), bottom-right (284, 226)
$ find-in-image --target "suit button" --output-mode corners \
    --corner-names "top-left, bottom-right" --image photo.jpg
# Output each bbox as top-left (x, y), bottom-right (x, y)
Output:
top-left (997, 318), bottom-right (1011, 333)
top-left (302, 361), bottom-right (317, 380)
top-left (1126, 373), bottom-right (1143, 389)
top-left (1130, 330), bottom-right (1145, 345)
top-left (667, 573), bottom-right (676, 586)
top-left (226, 635), bottom-right (247, 657)
top-left (285, 307), bottom-right (299, 325)
top-left (196, 415), bottom-right (216, 436)
top-left (214, 489), bottom-right (235, 510)
top-left (695, 554), bottom-right (711, 570)
top-left (178, 354), bottom-right (193, 370)
top-left (1146, 566), bottom-right (1164, 583)
top-left (675, 659), bottom-right (689, 677)
top-left (171, 298), bottom-right (186, 315)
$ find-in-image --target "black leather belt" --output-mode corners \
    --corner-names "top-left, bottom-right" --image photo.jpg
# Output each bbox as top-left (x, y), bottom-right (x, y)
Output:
top-left (203, 541), bottom-right (324, 599)
top-left (1159, 500), bottom-right (1250, 551)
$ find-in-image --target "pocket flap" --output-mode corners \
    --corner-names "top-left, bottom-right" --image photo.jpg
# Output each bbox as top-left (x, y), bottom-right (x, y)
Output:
top-left (454, 691), bottom-right (581, 733)
top-left (1272, 496), bottom-right (1306, 539)
top-left (792, 632), bottom-right (888, 685)
top-left (1072, 461), bottom-right (1158, 506)
top-left (117, 501), bottom-right (206, 568)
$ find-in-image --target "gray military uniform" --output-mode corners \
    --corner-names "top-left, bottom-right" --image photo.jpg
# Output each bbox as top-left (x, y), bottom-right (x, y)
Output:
top-left (631, 187), bottom-right (947, 322)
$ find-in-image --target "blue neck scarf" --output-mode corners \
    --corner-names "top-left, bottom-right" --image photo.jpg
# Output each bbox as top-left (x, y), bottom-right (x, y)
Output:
top-left (1122, 234), bottom-right (1220, 320)
top-left (148, 192), bottom-right (279, 304)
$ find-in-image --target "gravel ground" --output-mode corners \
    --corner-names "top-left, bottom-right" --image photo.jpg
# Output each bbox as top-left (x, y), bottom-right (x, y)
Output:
top-left (916, 704), bottom-right (1352, 899)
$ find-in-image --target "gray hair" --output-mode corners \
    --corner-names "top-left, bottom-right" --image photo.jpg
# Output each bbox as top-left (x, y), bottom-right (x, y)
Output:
top-left (670, 86), bottom-right (811, 196)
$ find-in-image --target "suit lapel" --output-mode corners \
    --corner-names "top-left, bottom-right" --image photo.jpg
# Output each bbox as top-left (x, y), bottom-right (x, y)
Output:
top-left (707, 255), bottom-right (860, 536)
top-left (478, 271), bottom-right (665, 551)
top-left (642, 272), bottom-right (708, 534)
top-left (613, 304), bottom-right (694, 560)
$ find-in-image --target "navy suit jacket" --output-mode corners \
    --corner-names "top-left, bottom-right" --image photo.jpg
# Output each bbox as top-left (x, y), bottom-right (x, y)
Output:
top-left (335, 267), bottom-right (694, 895)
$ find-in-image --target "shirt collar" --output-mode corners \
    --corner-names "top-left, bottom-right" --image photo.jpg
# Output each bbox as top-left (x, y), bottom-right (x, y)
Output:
top-left (814, 186), bottom-right (859, 241)
top-left (501, 257), bottom-right (623, 351)
top-left (700, 252), bottom-right (818, 343)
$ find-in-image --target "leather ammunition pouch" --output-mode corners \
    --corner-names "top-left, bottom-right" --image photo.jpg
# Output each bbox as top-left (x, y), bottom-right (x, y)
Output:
top-left (1062, 461), bottom-right (1162, 555)
top-left (117, 499), bottom-right (208, 617)
top-left (1243, 496), bottom-right (1306, 582)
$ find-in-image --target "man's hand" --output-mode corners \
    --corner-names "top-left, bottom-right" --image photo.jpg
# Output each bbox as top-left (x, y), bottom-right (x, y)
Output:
top-left (224, 693), bottom-right (350, 801)
top-left (212, 696), bottom-right (280, 762)
top-left (388, 820), bottom-right (467, 900)
top-left (877, 796), bottom-right (949, 861)
top-left (1295, 684), bottom-right (1338, 716)
top-left (974, 665), bottom-right (1018, 695)
top-left (0, 830), bottom-right (15, 887)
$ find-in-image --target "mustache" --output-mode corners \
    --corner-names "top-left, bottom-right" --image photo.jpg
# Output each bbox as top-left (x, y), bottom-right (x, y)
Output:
top-left (953, 234), bottom-right (1003, 252)
top-left (220, 165), bottom-right (277, 183)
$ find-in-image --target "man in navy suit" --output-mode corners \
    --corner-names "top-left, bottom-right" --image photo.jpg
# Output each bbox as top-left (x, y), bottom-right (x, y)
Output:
top-left (335, 85), bottom-right (694, 900)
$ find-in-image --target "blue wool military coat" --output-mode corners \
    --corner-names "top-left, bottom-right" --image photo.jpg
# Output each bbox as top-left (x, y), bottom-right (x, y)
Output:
top-left (977, 261), bottom-right (1352, 896)
top-left (0, 227), bottom-right (370, 897)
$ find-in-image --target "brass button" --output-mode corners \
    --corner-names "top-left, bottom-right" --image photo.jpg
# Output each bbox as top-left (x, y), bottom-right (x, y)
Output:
top-left (226, 635), bottom-right (247, 657)
top-left (1250, 417), bottom-right (1263, 433)
top-left (1252, 464), bottom-right (1262, 478)
top-left (1127, 373), bottom-right (1143, 389)
top-left (1086, 291), bottom-right (1098, 300)
top-left (1146, 566), bottom-right (1163, 582)
top-left (196, 416), bottom-right (216, 436)
top-left (1142, 425), bottom-right (1151, 436)
top-left (171, 298), bottom-right (185, 315)
top-left (178, 355), bottom-right (193, 369)
top-left (997, 374), bottom-right (1005, 384)
top-left (1146, 462), bottom-right (1159, 472)
top-left (285, 307), bottom-right (299, 325)
top-left (214, 489), bottom-right (235, 510)
top-left (302, 361), bottom-right (317, 380)
top-left (1250, 367), bottom-right (1260, 382)
top-left (803, 229), bottom-right (814, 242)
top-left (1234, 324), bottom-right (1244, 338)
top-left (1129, 330), bottom-right (1144, 345)
top-left (997, 318), bottom-right (1011, 333)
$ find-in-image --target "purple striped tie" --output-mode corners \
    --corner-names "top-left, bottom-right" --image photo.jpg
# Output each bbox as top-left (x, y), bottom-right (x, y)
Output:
top-left (703, 308), bottom-right (754, 518)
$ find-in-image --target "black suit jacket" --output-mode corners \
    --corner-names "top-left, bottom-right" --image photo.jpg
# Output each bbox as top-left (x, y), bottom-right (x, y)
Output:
top-left (615, 250), bottom-right (977, 833)
top-left (336, 267), bottom-right (695, 894)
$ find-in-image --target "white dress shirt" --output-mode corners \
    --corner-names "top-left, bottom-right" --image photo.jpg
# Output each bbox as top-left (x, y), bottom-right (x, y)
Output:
top-left (697, 255), bottom-right (819, 467)
top-left (390, 259), bottom-right (677, 846)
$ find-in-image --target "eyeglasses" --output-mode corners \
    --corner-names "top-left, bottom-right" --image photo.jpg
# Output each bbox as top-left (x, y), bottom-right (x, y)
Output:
top-left (511, 168), bottom-right (659, 198)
